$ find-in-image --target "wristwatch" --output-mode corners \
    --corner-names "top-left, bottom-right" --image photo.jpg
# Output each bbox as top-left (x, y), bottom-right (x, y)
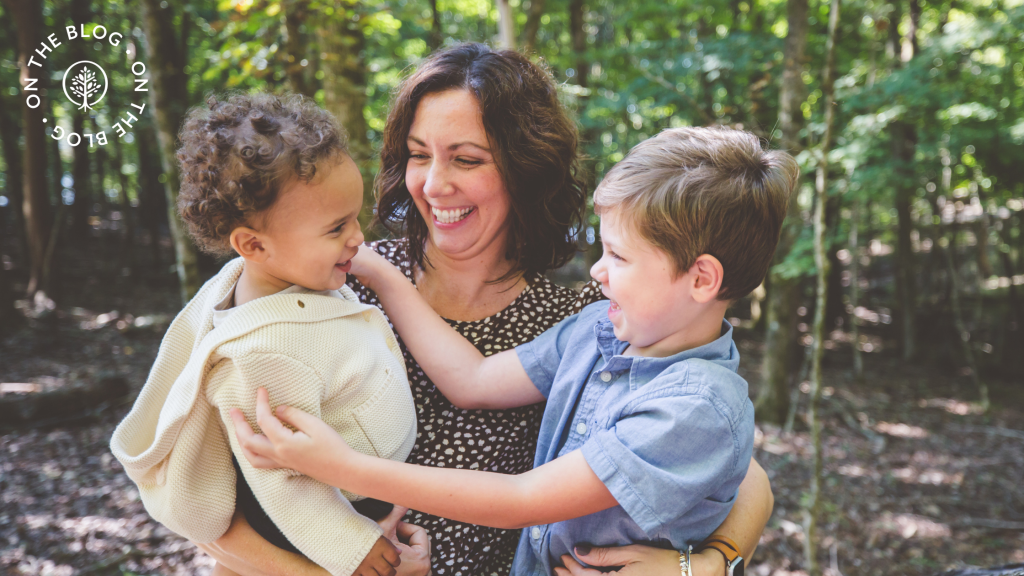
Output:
top-left (696, 534), bottom-right (744, 576)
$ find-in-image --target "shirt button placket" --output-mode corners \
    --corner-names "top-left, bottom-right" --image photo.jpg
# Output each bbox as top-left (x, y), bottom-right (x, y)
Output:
top-left (531, 527), bottom-right (542, 539)
top-left (576, 422), bottom-right (587, 435)
top-left (600, 371), bottom-right (612, 382)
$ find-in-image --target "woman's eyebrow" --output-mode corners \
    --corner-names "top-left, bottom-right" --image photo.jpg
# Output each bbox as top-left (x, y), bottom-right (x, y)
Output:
top-left (406, 135), bottom-right (490, 153)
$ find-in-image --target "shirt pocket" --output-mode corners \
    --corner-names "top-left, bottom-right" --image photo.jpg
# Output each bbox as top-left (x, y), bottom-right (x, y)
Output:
top-left (351, 366), bottom-right (417, 461)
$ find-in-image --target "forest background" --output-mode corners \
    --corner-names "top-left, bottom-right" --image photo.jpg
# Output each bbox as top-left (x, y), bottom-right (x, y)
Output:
top-left (0, 0), bottom-right (1023, 574)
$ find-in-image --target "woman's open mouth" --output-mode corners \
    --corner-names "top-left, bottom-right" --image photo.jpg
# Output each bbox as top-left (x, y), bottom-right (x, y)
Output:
top-left (431, 206), bottom-right (475, 225)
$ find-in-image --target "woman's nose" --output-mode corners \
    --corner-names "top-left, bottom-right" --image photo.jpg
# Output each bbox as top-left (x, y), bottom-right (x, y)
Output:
top-left (422, 160), bottom-right (454, 198)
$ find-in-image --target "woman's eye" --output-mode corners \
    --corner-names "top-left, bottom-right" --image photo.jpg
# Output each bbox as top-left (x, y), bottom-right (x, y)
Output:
top-left (456, 157), bottom-right (482, 166)
top-left (409, 153), bottom-right (428, 160)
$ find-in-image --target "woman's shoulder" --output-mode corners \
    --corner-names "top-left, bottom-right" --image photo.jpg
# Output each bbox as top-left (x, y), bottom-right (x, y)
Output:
top-left (524, 275), bottom-right (606, 318)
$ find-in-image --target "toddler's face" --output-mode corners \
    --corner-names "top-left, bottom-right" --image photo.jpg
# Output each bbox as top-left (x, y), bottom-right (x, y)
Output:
top-left (259, 156), bottom-right (365, 291)
top-left (589, 209), bottom-right (700, 355)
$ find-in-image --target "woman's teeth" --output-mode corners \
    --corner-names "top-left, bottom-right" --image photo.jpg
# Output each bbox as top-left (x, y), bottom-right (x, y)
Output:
top-left (432, 206), bottom-right (474, 224)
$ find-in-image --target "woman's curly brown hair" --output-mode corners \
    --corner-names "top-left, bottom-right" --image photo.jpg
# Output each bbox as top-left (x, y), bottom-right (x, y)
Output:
top-left (177, 92), bottom-right (348, 256)
top-left (375, 43), bottom-right (587, 280)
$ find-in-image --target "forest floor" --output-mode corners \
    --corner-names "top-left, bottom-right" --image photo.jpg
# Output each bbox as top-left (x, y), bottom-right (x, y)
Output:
top-left (1, 248), bottom-right (1023, 576)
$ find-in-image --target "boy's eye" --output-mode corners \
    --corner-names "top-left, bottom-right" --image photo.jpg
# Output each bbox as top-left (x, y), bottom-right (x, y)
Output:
top-left (330, 222), bottom-right (345, 234)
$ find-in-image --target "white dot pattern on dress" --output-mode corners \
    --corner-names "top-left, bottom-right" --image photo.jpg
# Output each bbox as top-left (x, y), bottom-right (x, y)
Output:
top-left (347, 240), bottom-right (605, 576)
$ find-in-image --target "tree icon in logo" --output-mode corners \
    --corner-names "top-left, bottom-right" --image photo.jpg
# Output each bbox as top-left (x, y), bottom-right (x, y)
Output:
top-left (62, 61), bottom-right (108, 112)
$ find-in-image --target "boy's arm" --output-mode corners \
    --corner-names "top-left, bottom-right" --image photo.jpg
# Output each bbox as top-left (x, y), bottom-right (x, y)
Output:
top-left (235, 388), bottom-right (617, 530)
top-left (353, 246), bottom-right (542, 410)
top-left (211, 353), bottom-right (393, 576)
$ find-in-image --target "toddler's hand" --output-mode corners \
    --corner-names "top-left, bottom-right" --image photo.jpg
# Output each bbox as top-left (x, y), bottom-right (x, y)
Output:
top-left (230, 388), bottom-right (354, 483)
top-left (353, 535), bottom-right (401, 576)
top-left (349, 244), bottom-right (393, 289)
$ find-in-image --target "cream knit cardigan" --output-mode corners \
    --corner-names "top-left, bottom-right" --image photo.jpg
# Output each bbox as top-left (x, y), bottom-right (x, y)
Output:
top-left (110, 258), bottom-right (417, 576)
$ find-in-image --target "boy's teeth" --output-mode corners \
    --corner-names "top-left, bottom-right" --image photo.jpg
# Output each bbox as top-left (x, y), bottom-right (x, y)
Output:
top-left (432, 207), bottom-right (473, 224)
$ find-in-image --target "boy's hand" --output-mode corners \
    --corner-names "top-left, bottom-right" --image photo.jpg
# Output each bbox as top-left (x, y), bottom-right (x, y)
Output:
top-left (353, 536), bottom-right (401, 576)
top-left (230, 388), bottom-right (353, 483)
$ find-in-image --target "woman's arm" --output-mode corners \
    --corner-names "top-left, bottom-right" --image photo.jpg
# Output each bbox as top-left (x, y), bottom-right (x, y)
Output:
top-left (352, 246), bottom-right (542, 410)
top-left (558, 457), bottom-right (774, 576)
top-left (197, 507), bottom-right (434, 576)
top-left (194, 511), bottom-right (330, 576)
top-left (234, 388), bottom-right (616, 530)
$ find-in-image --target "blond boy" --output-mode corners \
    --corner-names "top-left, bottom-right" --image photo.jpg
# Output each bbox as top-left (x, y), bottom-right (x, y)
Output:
top-left (231, 126), bottom-right (798, 576)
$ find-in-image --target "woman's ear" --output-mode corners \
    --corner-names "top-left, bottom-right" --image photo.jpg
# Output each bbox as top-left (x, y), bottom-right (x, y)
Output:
top-left (229, 226), bottom-right (269, 262)
top-left (689, 254), bottom-right (724, 304)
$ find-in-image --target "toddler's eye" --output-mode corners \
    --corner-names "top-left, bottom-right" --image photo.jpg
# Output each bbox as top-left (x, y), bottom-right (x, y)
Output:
top-left (330, 222), bottom-right (345, 234)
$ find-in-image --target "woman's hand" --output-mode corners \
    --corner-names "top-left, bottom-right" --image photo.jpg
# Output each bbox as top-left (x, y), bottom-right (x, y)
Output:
top-left (230, 387), bottom-right (352, 483)
top-left (377, 506), bottom-right (432, 576)
top-left (553, 545), bottom-right (726, 576)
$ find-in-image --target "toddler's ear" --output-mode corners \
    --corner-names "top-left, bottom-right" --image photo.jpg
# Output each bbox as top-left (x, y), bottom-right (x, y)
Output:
top-left (230, 226), bottom-right (268, 262)
top-left (689, 254), bottom-right (724, 303)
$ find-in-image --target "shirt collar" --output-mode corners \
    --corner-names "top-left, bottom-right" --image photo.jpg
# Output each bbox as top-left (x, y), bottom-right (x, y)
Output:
top-left (593, 313), bottom-right (739, 384)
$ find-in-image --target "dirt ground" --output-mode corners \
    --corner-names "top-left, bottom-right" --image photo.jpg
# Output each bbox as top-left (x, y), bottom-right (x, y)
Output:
top-left (2, 254), bottom-right (1023, 576)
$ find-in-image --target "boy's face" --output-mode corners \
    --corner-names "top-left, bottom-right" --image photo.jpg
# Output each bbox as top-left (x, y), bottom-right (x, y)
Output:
top-left (258, 157), bottom-right (365, 291)
top-left (589, 209), bottom-right (706, 356)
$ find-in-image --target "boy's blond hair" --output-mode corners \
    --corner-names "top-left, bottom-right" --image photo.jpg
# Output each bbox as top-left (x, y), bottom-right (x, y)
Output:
top-left (594, 126), bottom-right (799, 301)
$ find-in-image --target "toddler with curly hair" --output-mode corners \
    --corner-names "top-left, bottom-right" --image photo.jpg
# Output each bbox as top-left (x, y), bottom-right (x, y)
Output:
top-left (110, 93), bottom-right (419, 576)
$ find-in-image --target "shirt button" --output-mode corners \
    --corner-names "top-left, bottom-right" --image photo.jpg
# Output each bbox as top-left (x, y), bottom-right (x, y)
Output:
top-left (576, 422), bottom-right (587, 435)
top-left (531, 527), bottom-right (541, 539)
top-left (600, 371), bottom-right (612, 382)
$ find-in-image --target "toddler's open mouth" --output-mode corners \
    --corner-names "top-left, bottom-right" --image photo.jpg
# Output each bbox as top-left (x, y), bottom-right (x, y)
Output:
top-left (335, 259), bottom-right (352, 273)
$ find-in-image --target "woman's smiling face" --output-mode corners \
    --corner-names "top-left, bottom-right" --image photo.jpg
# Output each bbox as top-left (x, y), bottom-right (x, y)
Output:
top-left (405, 89), bottom-right (512, 263)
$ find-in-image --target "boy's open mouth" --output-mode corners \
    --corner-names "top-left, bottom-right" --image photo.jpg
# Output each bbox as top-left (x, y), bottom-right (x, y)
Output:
top-left (431, 206), bottom-right (475, 224)
top-left (335, 259), bottom-right (352, 273)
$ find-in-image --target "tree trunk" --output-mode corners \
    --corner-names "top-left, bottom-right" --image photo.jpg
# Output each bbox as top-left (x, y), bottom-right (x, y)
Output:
top-left (139, 0), bottom-right (200, 303)
top-left (849, 197), bottom-right (863, 377)
top-left (283, 0), bottom-right (316, 98)
top-left (111, 123), bottom-right (137, 271)
top-left (523, 0), bottom-right (546, 54)
top-left (804, 0), bottom-right (840, 572)
top-left (136, 117), bottom-right (166, 269)
top-left (756, 0), bottom-right (808, 425)
top-left (890, 0), bottom-right (917, 360)
top-left (3, 0), bottom-right (51, 297)
top-left (68, 0), bottom-right (92, 242)
top-left (569, 0), bottom-right (588, 88)
top-left (496, 0), bottom-right (516, 49)
top-left (318, 3), bottom-right (375, 227)
top-left (428, 0), bottom-right (442, 50)
top-left (0, 91), bottom-right (25, 261)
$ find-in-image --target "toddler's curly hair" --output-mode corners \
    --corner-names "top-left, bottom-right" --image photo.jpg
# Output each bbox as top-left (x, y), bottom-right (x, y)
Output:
top-left (177, 92), bottom-right (348, 256)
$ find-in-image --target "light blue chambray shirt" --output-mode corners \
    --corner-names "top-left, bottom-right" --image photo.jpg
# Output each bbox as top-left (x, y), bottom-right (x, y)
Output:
top-left (510, 300), bottom-right (754, 576)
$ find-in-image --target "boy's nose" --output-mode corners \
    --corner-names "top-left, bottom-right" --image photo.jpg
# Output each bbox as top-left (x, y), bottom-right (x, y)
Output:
top-left (589, 258), bottom-right (607, 283)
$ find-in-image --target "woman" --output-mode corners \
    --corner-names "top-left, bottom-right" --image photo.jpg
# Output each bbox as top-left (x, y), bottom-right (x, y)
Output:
top-left (197, 43), bottom-right (773, 576)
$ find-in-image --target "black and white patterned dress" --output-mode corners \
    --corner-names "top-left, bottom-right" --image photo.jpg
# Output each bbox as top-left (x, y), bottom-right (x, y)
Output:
top-left (347, 239), bottom-right (603, 576)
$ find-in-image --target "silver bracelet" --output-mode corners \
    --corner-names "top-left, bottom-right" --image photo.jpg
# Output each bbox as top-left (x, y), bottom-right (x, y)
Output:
top-left (678, 545), bottom-right (693, 576)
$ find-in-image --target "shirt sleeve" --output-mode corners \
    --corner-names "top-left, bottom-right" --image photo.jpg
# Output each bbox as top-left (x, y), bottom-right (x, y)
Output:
top-left (515, 313), bottom-right (580, 398)
top-left (579, 383), bottom-right (742, 536)
top-left (210, 352), bottom-right (383, 576)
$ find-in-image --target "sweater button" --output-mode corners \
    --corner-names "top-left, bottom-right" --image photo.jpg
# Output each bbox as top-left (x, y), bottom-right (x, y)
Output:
top-left (297, 300), bottom-right (305, 308)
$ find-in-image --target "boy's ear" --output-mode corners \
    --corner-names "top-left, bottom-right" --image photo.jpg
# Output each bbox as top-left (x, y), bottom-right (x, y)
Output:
top-left (229, 226), bottom-right (269, 262)
top-left (689, 254), bottom-right (724, 304)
